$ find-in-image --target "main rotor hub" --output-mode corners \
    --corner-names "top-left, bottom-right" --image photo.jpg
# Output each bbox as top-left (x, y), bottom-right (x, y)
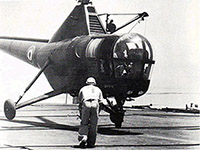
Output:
top-left (78, 0), bottom-right (92, 5)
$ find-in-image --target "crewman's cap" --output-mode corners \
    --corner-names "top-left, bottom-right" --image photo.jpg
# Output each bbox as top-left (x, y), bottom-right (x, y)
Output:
top-left (86, 77), bottom-right (96, 85)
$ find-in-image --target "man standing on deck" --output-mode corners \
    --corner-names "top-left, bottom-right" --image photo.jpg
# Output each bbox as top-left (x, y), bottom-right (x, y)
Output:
top-left (78, 77), bottom-right (103, 148)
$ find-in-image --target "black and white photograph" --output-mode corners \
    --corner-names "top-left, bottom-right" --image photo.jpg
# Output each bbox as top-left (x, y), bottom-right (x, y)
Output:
top-left (0, 0), bottom-right (199, 149)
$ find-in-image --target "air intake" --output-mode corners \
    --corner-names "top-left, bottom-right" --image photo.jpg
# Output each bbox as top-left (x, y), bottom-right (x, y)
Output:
top-left (89, 15), bottom-right (105, 34)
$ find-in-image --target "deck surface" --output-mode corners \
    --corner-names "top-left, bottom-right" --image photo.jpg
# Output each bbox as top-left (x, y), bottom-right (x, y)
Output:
top-left (0, 104), bottom-right (200, 149)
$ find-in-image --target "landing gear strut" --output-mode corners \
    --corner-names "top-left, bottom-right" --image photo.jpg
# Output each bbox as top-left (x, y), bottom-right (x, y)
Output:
top-left (102, 96), bottom-right (126, 128)
top-left (110, 105), bottom-right (125, 128)
top-left (3, 89), bottom-right (64, 120)
top-left (3, 59), bottom-right (60, 121)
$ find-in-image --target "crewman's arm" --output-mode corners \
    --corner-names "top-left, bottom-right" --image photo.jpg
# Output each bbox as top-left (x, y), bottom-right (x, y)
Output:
top-left (78, 90), bottom-right (83, 118)
top-left (98, 88), bottom-right (103, 102)
top-left (98, 89), bottom-right (104, 113)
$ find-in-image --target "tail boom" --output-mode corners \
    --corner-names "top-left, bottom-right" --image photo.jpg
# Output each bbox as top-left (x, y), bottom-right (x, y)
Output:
top-left (0, 37), bottom-right (47, 68)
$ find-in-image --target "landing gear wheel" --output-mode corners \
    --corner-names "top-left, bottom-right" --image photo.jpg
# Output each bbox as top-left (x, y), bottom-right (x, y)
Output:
top-left (115, 121), bottom-right (122, 128)
top-left (4, 99), bottom-right (16, 120)
top-left (110, 109), bottom-right (124, 128)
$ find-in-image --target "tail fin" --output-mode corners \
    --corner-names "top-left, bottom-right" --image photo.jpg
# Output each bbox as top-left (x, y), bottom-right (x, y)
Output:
top-left (49, 3), bottom-right (106, 43)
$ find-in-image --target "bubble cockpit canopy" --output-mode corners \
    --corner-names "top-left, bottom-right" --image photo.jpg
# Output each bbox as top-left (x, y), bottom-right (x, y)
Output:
top-left (112, 33), bottom-right (154, 79)
top-left (113, 33), bottom-right (153, 60)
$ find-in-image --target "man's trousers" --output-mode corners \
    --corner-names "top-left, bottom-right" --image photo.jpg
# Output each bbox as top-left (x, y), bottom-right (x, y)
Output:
top-left (78, 100), bottom-right (99, 146)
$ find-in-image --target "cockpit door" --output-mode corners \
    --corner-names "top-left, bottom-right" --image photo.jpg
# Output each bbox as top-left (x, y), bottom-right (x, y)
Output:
top-left (98, 38), bottom-right (118, 77)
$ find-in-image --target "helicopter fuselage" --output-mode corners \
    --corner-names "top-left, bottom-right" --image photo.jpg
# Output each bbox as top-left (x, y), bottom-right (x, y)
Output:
top-left (35, 33), bottom-right (154, 98)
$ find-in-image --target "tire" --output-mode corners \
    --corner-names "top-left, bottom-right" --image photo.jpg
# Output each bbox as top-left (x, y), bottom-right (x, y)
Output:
top-left (115, 121), bottom-right (122, 128)
top-left (4, 99), bottom-right (16, 120)
top-left (110, 111), bottom-right (124, 128)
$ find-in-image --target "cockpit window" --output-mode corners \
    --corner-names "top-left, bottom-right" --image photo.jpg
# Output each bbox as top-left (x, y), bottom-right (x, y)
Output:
top-left (113, 34), bottom-right (149, 60)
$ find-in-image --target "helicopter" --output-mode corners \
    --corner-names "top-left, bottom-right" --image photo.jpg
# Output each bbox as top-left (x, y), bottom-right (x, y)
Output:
top-left (0, 0), bottom-right (155, 128)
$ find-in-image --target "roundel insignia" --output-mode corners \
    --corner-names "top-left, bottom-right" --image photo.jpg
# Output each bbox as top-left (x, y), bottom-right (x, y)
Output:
top-left (27, 46), bottom-right (35, 61)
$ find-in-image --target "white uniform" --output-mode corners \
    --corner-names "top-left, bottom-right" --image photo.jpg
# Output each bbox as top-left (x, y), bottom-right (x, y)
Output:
top-left (78, 84), bottom-right (103, 147)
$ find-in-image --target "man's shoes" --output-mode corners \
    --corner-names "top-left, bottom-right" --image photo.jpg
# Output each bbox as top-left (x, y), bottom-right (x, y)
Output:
top-left (79, 141), bottom-right (86, 148)
top-left (79, 137), bottom-right (87, 148)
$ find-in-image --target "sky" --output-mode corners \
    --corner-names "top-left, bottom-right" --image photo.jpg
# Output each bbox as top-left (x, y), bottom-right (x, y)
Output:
top-left (0, 0), bottom-right (200, 108)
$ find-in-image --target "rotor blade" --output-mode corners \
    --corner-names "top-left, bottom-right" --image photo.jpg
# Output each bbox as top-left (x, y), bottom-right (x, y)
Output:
top-left (0, 36), bottom-right (49, 43)
top-left (98, 13), bottom-right (140, 16)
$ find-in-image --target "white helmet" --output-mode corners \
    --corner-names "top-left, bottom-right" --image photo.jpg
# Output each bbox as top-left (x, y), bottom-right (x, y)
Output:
top-left (86, 77), bottom-right (96, 85)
